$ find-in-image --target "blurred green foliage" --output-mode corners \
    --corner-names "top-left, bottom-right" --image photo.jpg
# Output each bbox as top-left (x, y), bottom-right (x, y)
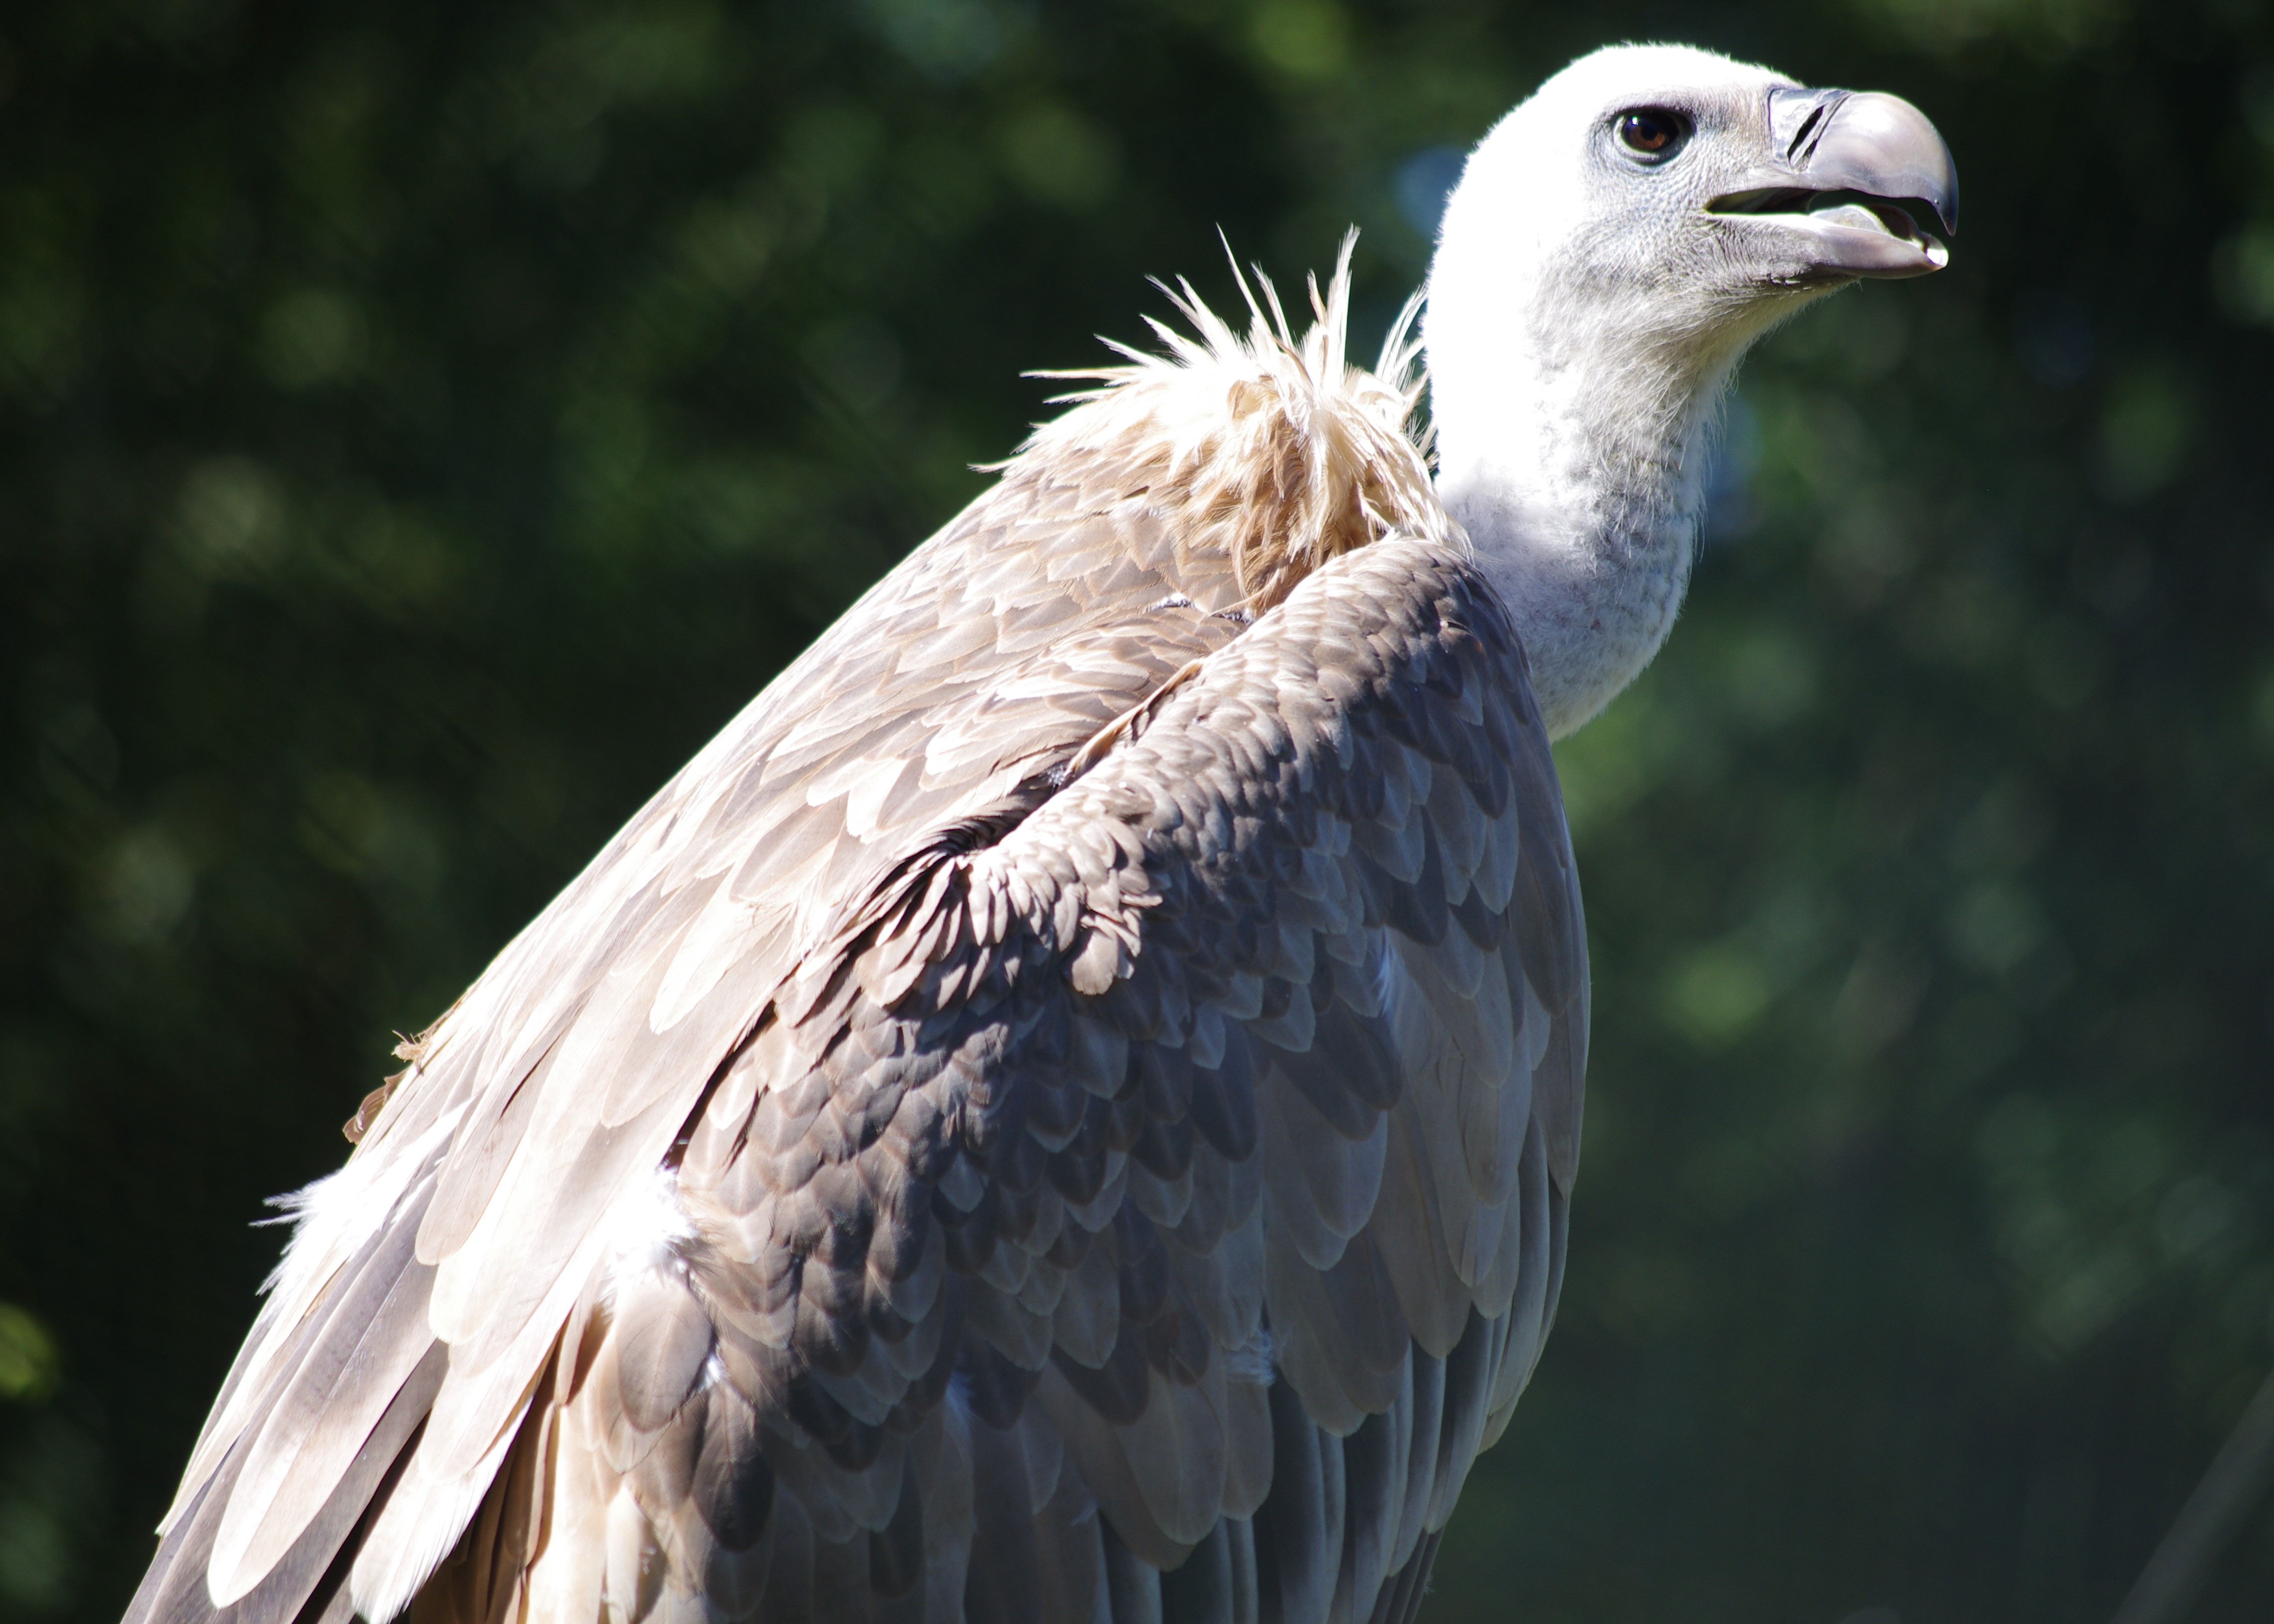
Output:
top-left (2, 0), bottom-right (2272, 1621)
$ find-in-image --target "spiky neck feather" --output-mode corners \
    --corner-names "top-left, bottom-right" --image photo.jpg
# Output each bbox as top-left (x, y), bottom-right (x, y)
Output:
top-left (1011, 236), bottom-right (1451, 614)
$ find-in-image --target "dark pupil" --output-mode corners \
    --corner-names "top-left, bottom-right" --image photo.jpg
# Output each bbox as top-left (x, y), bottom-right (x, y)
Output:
top-left (1622, 113), bottom-right (1672, 152)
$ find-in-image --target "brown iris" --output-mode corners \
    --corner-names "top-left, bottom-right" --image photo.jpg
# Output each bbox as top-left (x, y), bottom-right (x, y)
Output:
top-left (1616, 109), bottom-right (1686, 158)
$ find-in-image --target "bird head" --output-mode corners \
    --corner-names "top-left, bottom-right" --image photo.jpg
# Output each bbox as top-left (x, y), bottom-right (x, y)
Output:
top-left (1430, 43), bottom-right (1958, 387)
top-left (1424, 43), bottom-right (1957, 737)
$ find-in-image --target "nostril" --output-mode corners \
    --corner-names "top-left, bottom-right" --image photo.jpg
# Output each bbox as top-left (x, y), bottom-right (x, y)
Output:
top-left (1768, 86), bottom-right (1854, 167)
top-left (1787, 104), bottom-right (1825, 160)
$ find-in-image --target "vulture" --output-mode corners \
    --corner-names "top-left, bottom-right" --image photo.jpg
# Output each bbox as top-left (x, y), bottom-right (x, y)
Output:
top-left (125, 43), bottom-right (1956, 1624)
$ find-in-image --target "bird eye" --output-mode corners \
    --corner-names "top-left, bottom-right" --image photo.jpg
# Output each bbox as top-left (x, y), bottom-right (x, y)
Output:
top-left (1615, 108), bottom-right (1689, 161)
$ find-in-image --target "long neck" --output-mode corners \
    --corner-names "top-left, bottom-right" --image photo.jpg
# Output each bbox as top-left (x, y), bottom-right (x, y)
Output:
top-left (1426, 276), bottom-right (1742, 739)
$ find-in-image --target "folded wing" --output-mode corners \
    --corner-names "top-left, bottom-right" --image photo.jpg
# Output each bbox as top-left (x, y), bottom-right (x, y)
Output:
top-left (125, 263), bottom-right (1587, 1624)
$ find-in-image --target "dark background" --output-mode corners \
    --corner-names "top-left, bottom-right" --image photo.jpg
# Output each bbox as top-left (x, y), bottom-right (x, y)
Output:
top-left (4, 1), bottom-right (2273, 1620)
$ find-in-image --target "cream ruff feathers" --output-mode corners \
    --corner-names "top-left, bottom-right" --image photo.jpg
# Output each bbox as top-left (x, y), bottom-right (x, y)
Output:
top-left (1014, 234), bottom-right (1458, 613)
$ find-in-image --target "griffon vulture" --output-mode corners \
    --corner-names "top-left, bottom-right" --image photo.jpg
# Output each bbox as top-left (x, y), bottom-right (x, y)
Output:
top-left (124, 42), bottom-right (1957, 1624)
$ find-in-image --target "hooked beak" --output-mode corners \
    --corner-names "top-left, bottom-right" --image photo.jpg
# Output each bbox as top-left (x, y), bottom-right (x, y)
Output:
top-left (1709, 87), bottom-right (1960, 282)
